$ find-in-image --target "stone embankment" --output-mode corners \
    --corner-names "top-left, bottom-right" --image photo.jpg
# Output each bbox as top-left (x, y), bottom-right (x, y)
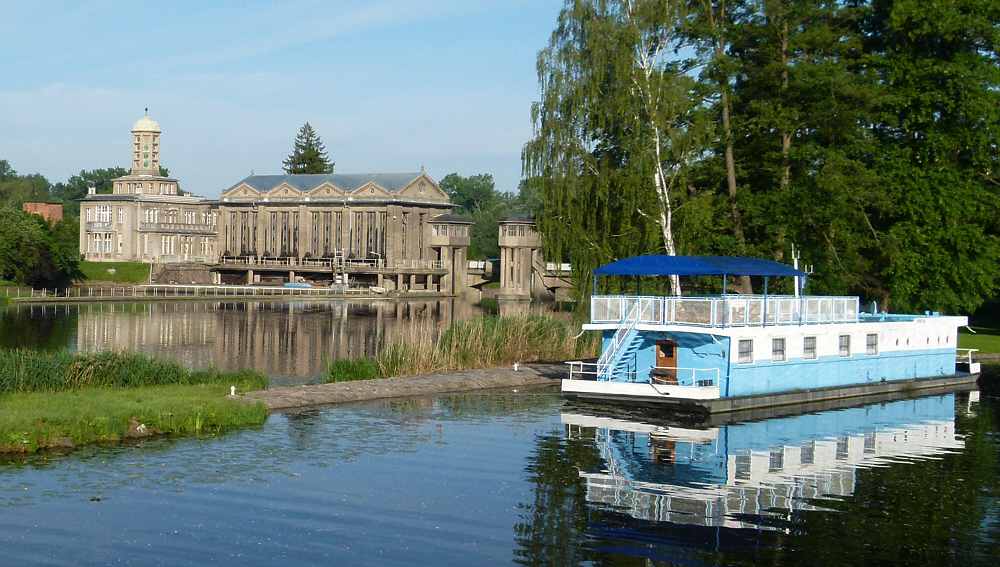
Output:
top-left (243, 363), bottom-right (567, 411)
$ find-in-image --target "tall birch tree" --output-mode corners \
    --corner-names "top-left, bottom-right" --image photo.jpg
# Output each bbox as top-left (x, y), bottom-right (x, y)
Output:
top-left (525, 0), bottom-right (697, 296)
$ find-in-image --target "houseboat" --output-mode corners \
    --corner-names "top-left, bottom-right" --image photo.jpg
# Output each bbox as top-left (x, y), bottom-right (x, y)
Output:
top-left (562, 255), bottom-right (980, 413)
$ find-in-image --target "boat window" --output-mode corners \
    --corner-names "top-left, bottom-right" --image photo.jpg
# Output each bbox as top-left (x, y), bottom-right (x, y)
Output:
top-left (866, 334), bottom-right (878, 355)
top-left (771, 338), bottom-right (786, 362)
top-left (738, 339), bottom-right (753, 364)
top-left (803, 336), bottom-right (817, 360)
top-left (839, 335), bottom-right (851, 357)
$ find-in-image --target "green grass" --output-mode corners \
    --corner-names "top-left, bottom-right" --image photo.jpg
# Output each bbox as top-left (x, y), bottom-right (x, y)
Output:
top-left (482, 282), bottom-right (501, 289)
top-left (0, 384), bottom-right (269, 454)
top-left (0, 349), bottom-right (267, 394)
top-left (79, 261), bottom-right (152, 283)
top-left (326, 314), bottom-right (601, 383)
top-left (958, 325), bottom-right (1000, 354)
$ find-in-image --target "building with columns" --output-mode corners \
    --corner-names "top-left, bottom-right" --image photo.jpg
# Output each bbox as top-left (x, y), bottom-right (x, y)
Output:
top-left (215, 172), bottom-right (470, 292)
top-left (79, 115), bottom-right (217, 263)
top-left (78, 115), bottom-right (472, 294)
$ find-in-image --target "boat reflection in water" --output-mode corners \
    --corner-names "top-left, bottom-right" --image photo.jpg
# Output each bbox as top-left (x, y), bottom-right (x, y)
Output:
top-left (562, 393), bottom-right (970, 531)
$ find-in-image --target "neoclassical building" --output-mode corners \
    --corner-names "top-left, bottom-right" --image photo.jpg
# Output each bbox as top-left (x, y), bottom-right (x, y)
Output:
top-left (79, 115), bottom-right (217, 263)
top-left (78, 115), bottom-right (471, 294)
top-left (215, 172), bottom-right (471, 292)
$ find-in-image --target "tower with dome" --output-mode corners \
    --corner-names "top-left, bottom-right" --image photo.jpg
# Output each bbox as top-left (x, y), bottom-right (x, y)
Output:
top-left (79, 113), bottom-right (218, 264)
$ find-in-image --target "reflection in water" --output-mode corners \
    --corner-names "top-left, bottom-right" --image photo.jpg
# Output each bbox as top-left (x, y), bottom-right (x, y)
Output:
top-left (514, 392), bottom-right (1000, 566)
top-left (0, 299), bottom-right (484, 381)
top-left (563, 396), bottom-right (963, 530)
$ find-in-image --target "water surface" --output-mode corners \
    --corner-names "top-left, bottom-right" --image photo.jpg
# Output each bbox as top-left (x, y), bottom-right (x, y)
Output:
top-left (1, 388), bottom-right (997, 566)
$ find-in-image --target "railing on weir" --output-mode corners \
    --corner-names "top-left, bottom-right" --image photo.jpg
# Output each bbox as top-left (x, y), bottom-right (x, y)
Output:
top-left (590, 295), bottom-right (860, 327)
top-left (1, 284), bottom-right (444, 300)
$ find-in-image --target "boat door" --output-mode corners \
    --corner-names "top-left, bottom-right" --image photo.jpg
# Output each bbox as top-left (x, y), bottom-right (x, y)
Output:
top-left (655, 340), bottom-right (678, 384)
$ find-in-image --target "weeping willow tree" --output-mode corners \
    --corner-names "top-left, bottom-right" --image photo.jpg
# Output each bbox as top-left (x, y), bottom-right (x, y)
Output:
top-left (523, 0), bottom-right (699, 297)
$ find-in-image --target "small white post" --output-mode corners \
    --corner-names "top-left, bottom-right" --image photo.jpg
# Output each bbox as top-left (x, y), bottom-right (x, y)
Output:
top-left (230, 386), bottom-right (236, 396)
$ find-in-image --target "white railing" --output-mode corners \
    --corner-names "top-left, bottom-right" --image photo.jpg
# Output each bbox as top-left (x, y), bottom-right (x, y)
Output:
top-left (595, 301), bottom-right (642, 379)
top-left (139, 222), bottom-right (214, 233)
top-left (956, 349), bottom-right (978, 364)
top-left (84, 222), bottom-right (114, 231)
top-left (591, 295), bottom-right (859, 327)
top-left (566, 361), bottom-right (720, 386)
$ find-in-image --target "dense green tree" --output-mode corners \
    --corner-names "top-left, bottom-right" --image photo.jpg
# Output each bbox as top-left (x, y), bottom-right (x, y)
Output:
top-left (439, 173), bottom-right (501, 215)
top-left (0, 206), bottom-right (80, 287)
top-left (0, 160), bottom-right (53, 208)
top-left (52, 167), bottom-right (129, 216)
top-left (528, 0), bottom-right (1000, 313)
top-left (282, 123), bottom-right (334, 174)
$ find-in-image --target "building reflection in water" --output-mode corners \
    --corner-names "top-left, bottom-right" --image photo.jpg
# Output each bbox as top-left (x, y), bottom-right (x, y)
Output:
top-left (562, 394), bottom-right (965, 530)
top-left (73, 299), bottom-right (484, 381)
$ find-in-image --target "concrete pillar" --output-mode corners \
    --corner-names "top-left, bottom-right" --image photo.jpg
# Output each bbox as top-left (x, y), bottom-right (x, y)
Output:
top-left (410, 274), bottom-right (416, 290)
top-left (246, 269), bottom-right (254, 285)
top-left (397, 273), bottom-right (403, 290)
top-left (289, 270), bottom-right (295, 283)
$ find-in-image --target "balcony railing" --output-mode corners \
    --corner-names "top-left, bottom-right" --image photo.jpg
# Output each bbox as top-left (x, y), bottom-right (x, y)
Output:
top-left (591, 295), bottom-right (859, 328)
top-left (216, 256), bottom-right (447, 270)
top-left (566, 361), bottom-right (720, 386)
top-left (140, 222), bottom-right (215, 233)
top-left (84, 222), bottom-right (114, 231)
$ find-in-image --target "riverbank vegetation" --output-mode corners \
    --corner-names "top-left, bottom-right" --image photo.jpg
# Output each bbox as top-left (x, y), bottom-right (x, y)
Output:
top-left (0, 349), bottom-right (268, 454)
top-left (326, 314), bottom-right (600, 383)
top-left (525, 0), bottom-right (1000, 315)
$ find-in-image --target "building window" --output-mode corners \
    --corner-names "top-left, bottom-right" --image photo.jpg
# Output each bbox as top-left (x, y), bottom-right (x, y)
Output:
top-left (839, 335), bottom-right (851, 357)
top-left (104, 233), bottom-right (113, 253)
top-left (803, 336), bottom-right (817, 360)
top-left (738, 339), bottom-right (753, 364)
top-left (93, 233), bottom-right (101, 253)
top-left (118, 208), bottom-right (123, 224)
top-left (771, 338), bottom-right (786, 362)
top-left (86, 208), bottom-right (92, 222)
top-left (96, 205), bottom-right (112, 223)
top-left (866, 334), bottom-right (879, 356)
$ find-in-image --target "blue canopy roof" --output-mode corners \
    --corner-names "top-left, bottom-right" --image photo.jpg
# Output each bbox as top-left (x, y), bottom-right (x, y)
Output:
top-left (594, 255), bottom-right (805, 277)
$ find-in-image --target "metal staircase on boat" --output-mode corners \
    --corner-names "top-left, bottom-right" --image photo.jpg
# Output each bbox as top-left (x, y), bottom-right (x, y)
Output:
top-left (597, 301), bottom-right (642, 381)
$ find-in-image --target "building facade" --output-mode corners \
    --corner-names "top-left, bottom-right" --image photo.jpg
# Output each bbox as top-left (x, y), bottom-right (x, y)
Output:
top-left (79, 115), bottom-right (218, 263)
top-left (215, 172), bottom-right (470, 292)
top-left (78, 115), bottom-right (471, 294)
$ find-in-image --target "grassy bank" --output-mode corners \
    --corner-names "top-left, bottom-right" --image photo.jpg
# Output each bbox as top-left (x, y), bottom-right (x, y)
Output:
top-left (327, 314), bottom-right (600, 383)
top-left (958, 325), bottom-right (1000, 355)
top-left (0, 384), bottom-right (269, 454)
top-left (0, 350), bottom-right (269, 454)
top-left (79, 261), bottom-right (151, 283)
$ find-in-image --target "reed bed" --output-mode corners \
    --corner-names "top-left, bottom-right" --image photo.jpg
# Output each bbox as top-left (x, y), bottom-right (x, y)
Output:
top-left (0, 384), bottom-right (269, 454)
top-left (327, 314), bottom-right (600, 383)
top-left (0, 349), bottom-right (267, 395)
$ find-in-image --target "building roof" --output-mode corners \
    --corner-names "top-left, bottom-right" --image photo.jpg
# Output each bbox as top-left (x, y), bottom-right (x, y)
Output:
top-left (225, 172), bottom-right (428, 194)
top-left (594, 255), bottom-right (806, 278)
top-left (132, 116), bottom-right (161, 133)
top-left (500, 214), bottom-right (535, 223)
top-left (431, 214), bottom-right (472, 223)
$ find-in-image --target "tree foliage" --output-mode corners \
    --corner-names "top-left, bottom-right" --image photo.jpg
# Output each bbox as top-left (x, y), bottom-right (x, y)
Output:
top-left (282, 123), bottom-right (335, 174)
top-left (439, 173), bottom-right (540, 260)
top-left (527, 0), bottom-right (1000, 313)
top-left (0, 206), bottom-right (81, 286)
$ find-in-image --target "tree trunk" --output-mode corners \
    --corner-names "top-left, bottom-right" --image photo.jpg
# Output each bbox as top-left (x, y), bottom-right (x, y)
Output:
top-left (713, 0), bottom-right (752, 294)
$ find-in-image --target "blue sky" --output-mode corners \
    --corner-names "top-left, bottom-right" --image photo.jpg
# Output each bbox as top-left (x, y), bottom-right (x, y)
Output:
top-left (0, 1), bottom-right (564, 199)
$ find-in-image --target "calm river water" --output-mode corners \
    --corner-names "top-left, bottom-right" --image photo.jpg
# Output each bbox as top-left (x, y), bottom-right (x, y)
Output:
top-left (0, 300), bottom-right (997, 565)
top-left (0, 299), bottom-right (488, 383)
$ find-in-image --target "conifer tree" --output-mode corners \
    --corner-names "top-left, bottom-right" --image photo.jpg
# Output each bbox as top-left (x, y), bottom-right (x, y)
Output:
top-left (282, 123), bottom-right (334, 174)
